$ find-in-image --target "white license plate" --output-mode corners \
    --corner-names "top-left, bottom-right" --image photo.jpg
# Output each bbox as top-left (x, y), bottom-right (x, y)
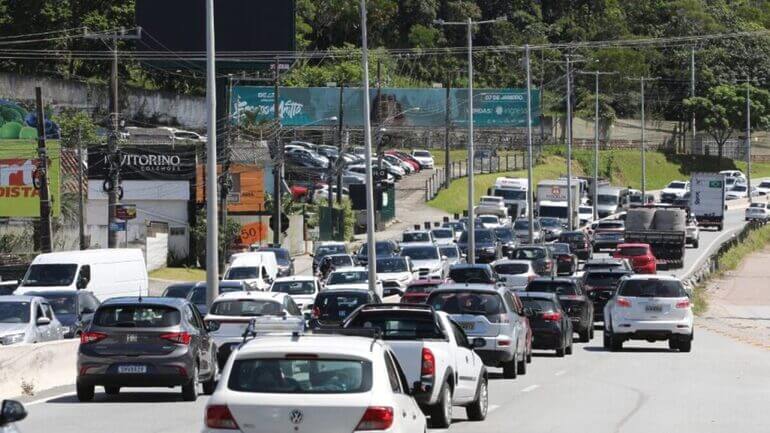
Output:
top-left (645, 305), bottom-right (663, 312)
top-left (459, 322), bottom-right (475, 330)
top-left (117, 365), bottom-right (147, 374)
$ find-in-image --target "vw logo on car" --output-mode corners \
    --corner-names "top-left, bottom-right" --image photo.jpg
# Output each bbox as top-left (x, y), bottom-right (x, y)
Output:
top-left (289, 409), bottom-right (303, 425)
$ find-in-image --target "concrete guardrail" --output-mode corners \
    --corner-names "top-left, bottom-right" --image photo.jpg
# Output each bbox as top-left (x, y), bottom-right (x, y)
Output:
top-left (0, 339), bottom-right (78, 399)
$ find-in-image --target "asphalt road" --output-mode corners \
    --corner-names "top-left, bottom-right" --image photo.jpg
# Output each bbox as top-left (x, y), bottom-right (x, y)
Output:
top-left (17, 205), bottom-right (764, 433)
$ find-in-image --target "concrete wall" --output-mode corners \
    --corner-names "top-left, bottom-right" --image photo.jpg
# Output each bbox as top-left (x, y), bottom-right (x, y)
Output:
top-left (146, 232), bottom-right (169, 272)
top-left (0, 72), bottom-right (205, 128)
top-left (0, 340), bottom-right (78, 399)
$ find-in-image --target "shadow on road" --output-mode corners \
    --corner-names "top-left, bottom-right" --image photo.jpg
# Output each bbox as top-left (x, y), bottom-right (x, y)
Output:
top-left (47, 391), bottom-right (195, 404)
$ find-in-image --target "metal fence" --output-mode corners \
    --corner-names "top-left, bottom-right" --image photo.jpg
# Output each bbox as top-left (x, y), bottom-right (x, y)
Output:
top-left (424, 153), bottom-right (525, 201)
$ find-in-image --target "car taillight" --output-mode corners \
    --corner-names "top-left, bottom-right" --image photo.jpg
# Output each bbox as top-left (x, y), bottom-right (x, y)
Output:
top-left (80, 331), bottom-right (107, 344)
top-left (542, 312), bottom-right (561, 321)
top-left (160, 332), bottom-right (192, 345)
top-left (676, 299), bottom-right (691, 309)
top-left (356, 407), bottom-right (394, 431)
top-left (311, 306), bottom-right (320, 319)
top-left (616, 298), bottom-right (631, 308)
top-left (421, 348), bottom-right (435, 376)
top-left (206, 405), bottom-right (240, 430)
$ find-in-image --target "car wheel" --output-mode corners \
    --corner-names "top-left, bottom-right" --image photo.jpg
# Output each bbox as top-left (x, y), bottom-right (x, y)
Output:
top-left (201, 369), bottom-right (217, 395)
top-left (589, 326), bottom-right (595, 340)
top-left (579, 328), bottom-right (591, 343)
top-left (181, 364), bottom-right (199, 401)
top-left (565, 335), bottom-right (574, 355)
top-left (429, 383), bottom-right (453, 428)
top-left (693, 239), bottom-right (699, 249)
top-left (502, 353), bottom-right (518, 379)
top-left (556, 345), bottom-right (565, 357)
top-left (517, 354), bottom-right (527, 375)
top-left (668, 338), bottom-right (678, 350)
top-left (526, 347), bottom-right (533, 364)
top-left (104, 386), bottom-right (120, 395)
top-left (678, 336), bottom-right (692, 353)
top-left (603, 330), bottom-right (611, 350)
top-left (76, 381), bottom-right (94, 402)
top-left (610, 334), bottom-right (623, 352)
top-left (466, 376), bottom-right (488, 421)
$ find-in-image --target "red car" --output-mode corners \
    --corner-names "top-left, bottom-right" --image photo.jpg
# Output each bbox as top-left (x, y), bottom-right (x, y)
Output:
top-left (400, 278), bottom-right (443, 304)
top-left (385, 150), bottom-right (421, 172)
top-left (613, 243), bottom-right (657, 274)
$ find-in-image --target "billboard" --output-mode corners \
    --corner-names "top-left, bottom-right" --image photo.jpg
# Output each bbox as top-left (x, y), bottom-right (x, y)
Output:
top-left (0, 140), bottom-right (60, 217)
top-left (195, 164), bottom-right (266, 214)
top-left (88, 145), bottom-right (197, 180)
top-left (231, 87), bottom-right (540, 128)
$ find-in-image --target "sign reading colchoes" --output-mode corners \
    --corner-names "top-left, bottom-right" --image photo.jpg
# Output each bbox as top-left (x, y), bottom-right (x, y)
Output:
top-left (87, 145), bottom-right (197, 180)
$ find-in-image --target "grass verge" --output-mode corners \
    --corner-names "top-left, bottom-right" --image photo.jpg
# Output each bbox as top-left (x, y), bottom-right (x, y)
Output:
top-left (149, 267), bottom-right (206, 281)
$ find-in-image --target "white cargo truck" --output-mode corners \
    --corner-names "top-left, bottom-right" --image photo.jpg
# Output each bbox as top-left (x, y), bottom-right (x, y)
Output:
top-left (690, 172), bottom-right (725, 231)
top-left (488, 177), bottom-right (529, 218)
top-left (536, 180), bottom-right (581, 227)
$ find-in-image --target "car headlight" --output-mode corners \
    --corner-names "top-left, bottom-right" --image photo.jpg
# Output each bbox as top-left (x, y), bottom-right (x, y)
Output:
top-left (1, 333), bottom-right (25, 345)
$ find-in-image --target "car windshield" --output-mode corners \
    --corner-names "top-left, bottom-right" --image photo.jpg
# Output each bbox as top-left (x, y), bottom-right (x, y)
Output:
top-left (228, 358), bottom-right (372, 394)
top-left (429, 291), bottom-right (504, 319)
top-left (538, 206), bottom-right (568, 218)
top-left (226, 267), bottom-right (259, 280)
top-left (732, 185), bottom-right (747, 192)
top-left (316, 245), bottom-right (346, 257)
top-left (480, 216), bottom-right (498, 224)
top-left (579, 206), bottom-right (593, 214)
top-left (403, 232), bottom-right (430, 243)
top-left (358, 242), bottom-right (395, 257)
top-left (413, 150), bottom-right (431, 157)
top-left (493, 228), bottom-right (514, 242)
top-left (551, 244), bottom-right (570, 254)
top-left (22, 264), bottom-right (78, 287)
top-left (37, 294), bottom-right (76, 315)
top-left (0, 302), bottom-right (30, 323)
top-left (439, 246), bottom-right (459, 258)
top-left (514, 219), bottom-right (541, 230)
top-left (328, 271), bottom-right (368, 285)
top-left (494, 263), bottom-right (529, 275)
top-left (94, 305), bottom-right (181, 327)
top-left (449, 268), bottom-right (493, 283)
top-left (459, 230), bottom-right (495, 243)
top-left (598, 221), bottom-right (624, 229)
top-left (431, 229), bottom-right (453, 239)
top-left (512, 248), bottom-right (545, 260)
top-left (316, 293), bottom-right (369, 321)
top-left (401, 246), bottom-right (438, 260)
top-left (584, 272), bottom-right (627, 288)
top-left (619, 279), bottom-right (686, 298)
top-left (668, 182), bottom-right (686, 189)
top-left (443, 222), bottom-right (464, 231)
top-left (347, 312), bottom-right (445, 340)
top-left (493, 189), bottom-right (526, 200)
top-left (560, 232), bottom-right (586, 242)
top-left (520, 298), bottom-right (557, 313)
top-left (163, 285), bottom-right (194, 298)
top-left (329, 255), bottom-right (353, 267)
top-left (598, 194), bottom-right (618, 205)
top-left (271, 281), bottom-right (315, 295)
top-left (618, 246), bottom-right (648, 256)
top-left (759, 181), bottom-right (770, 188)
top-left (210, 300), bottom-right (284, 316)
top-left (377, 258), bottom-right (408, 273)
top-left (540, 218), bottom-right (561, 228)
top-left (750, 203), bottom-right (765, 208)
top-left (526, 281), bottom-right (578, 296)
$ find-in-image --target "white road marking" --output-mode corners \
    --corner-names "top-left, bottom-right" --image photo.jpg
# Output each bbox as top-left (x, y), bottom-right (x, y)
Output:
top-left (26, 392), bottom-right (75, 406)
top-left (555, 370), bottom-right (567, 376)
top-left (521, 384), bottom-right (540, 393)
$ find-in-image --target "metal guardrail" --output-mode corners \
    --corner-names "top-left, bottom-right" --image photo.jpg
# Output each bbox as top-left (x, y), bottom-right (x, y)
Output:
top-left (424, 153), bottom-right (524, 201)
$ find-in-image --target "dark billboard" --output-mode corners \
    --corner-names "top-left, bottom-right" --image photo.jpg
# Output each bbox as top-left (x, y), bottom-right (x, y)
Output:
top-left (88, 145), bottom-right (197, 180)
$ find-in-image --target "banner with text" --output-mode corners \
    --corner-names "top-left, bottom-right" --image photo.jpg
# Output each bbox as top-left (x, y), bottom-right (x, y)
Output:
top-left (0, 140), bottom-right (61, 217)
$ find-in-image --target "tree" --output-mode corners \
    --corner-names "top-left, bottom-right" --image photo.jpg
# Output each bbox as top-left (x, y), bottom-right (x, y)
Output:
top-left (54, 110), bottom-right (100, 148)
top-left (684, 84), bottom-right (770, 167)
top-left (190, 208), bottom-right (242, 268)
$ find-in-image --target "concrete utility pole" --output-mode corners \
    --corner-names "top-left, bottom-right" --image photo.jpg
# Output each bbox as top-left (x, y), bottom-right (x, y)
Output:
top-left (204, 0), bottom-right (219, 307)
top-left (444, 79), bottom-right (451, 189)
top-left (34, 87), bottom-right (53, 253)
top-left (738, 76), bottom-right (753, 202)
top-left (627, 76), bottom-right (659, 198)
top-left (272, 56), bottom-right (282, 245)
top-left (433, 15), bottom-right (505, 263)
top-left (76, 126), bottom-right (86, 250)
top-left (360, 0), bottom-right (378, 294)
top-left (524, 45), bottom-right (535, 244)
top-left (691, 46), bottom-right (696, 151)
top-left (566, 55), bottom-right (574, 231)
top-left (85, 27), bottom-right (141, 248)
top-left (337, 83), bottom-right (345, 204)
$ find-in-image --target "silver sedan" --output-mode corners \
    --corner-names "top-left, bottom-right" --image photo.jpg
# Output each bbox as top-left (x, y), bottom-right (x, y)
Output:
top-left (0, 295), bottom-right (64, 345)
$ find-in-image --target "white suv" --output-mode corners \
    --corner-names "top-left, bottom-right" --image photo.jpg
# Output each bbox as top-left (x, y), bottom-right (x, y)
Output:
top-left (603, 275), bottom-right (693, 352)
top-left (205, 333), bottom-right (427, 433)
top-left (745, 202), bottom-right (770, 222)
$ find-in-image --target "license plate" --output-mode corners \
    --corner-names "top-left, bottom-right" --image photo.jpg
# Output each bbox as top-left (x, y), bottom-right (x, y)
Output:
top-left (117, 365), bottom-right (147, 374)
top-left (645, 305), bottom-right (663, 312)
top-left (459, 322), bottom-right (475, 330)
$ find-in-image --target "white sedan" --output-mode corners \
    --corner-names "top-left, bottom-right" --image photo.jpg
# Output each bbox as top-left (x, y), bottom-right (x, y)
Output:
top-left (411, 149), bottom-right (435, 169)
top-left (745, 202), bottom-right (770, 222)
top-left (204, 333), bottom-right (427, 433)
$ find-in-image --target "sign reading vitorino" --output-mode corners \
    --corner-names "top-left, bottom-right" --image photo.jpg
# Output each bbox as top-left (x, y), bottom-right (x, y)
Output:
top-left (0, 140), bottom-right (60, 217)
top-left (87, 145), bottom-right (197, 180)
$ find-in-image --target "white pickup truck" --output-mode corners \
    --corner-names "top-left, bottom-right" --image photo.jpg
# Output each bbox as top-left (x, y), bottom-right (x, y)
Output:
top-left (343, 304), bottom-right (488, 428)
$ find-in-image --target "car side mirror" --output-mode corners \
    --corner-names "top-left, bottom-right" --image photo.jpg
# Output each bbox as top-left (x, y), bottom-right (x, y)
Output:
top-left (523, 307), bottom-right (535, 318)
top-left (76, 277), bottom-right (88, 290)
top-left (0, 400), bottom-right (27, 426)
top-left (471, 337), bottom-right (486, 349)
top-left (36, 317), bottom-right (51, 326)
top-left (80, 307), bottom-right (94, 315)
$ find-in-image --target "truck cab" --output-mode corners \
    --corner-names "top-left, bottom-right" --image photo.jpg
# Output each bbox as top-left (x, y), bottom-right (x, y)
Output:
top-left (489, 177), bottom-right (529, 219)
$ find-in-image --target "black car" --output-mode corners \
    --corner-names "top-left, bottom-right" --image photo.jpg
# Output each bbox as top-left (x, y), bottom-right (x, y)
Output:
top-left (457, 229), bottom-right (501, 263)
top-left (581, 269), bottom-right (633, 321)
top-left (187, 281), bottom-right (249, 315)
top-left (312, 242), bottom-right (348, 272)
top-left (309, 289), bottom-right (381, 328)
top-left (253, 246), bottom-right (294, 277)
top-left (354, 240), bottom-right (399, 266)
top-left (447, 264), bottom-right (499, 284)
top-left (76, 297), bottom-right (217, 401)
top-left (510, 245), bottom-right (555, 277)
top-left (558, 231), bottom-right (592, 261)
top-left (582, 258), bottom-right (634, 273)
top-left (548, 243), bottom-right (578, 276)
top-left (525, 278), bottom-right (594, 342)
top-left (26, 290), bottom-right (100, 338)
top-left (161, 282), bottom-right (198, 299)
top-left (517, 292), bottom-right (573, 357)
top-left (493, 227), bottom-right (517, 257)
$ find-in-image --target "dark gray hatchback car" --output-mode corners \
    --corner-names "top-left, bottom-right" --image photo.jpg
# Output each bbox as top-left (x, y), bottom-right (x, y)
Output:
top-left (76, 297), bottom-right (217, 402)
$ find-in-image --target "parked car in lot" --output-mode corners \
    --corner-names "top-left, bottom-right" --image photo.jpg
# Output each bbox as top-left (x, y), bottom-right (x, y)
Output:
top-left (344, 304), bottom-right (489, 428)
top-left (745, 202), bottom-right (770, 222)
top-left (269, 276), bottom-right (321, 314)
top-left (581, 269), bottom-right (633, 322)
top-left (592, 219), bottom-right (625, 252)
top-left (548, 243), bottom-right (578, 276)
top-left (509, 245), bottom-right (556, 277)
top-left (77, 296), bottom-right (217, 401)
top-left (204, 291), bottom-right (304, 369)
top-left (613, 243), bottom-right (657, 274)
top-left (203, 333), bottom-right (427, 433)
top-left (0, 295), bottom-right (64, 345)
top-left (517, 292), bottom-right (574, 356)
top-left (447, 264), bottom-right (499, 285)
top-left (559, 230), bottom-right (592, 260)
top-left (427, 284), bottom-right (529, 379)
top-left (411, 149), bottom-right (435, 169)
top-left (525, 278), bottom-right (594, 342)
top-left (491, 259), bottom-right (538, 291)
top-left (25, 290), bottom-right (100, 339)
top-left (309, 288), bottom-right (382, 328)
top-left (603, 275), bottom-right (693, 352)
top-left (401, 279), bottom-right (444, 304)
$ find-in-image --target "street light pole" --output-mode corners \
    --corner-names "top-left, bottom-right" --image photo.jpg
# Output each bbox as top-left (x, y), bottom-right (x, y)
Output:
top-left (746, 77), bottom-right (752, 203)
top-left (525, 44), bottom-right (535, 244)
top-left (360, 0), bottom-right (377, 294)
top-left (566, 55), bottom-right (574, 231)
top-left (204, 0), bottom-right (219, 307)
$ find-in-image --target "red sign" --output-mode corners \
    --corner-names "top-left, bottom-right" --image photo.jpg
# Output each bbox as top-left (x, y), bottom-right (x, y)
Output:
top-left (115, 204), bottom-right (137, 220)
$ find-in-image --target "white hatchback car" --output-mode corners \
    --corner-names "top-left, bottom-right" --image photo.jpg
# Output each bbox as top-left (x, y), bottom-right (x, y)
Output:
top-left (603, 275), bottom-right (693, 352)
top-left (745, 202), bottom-right (770, 222)
top-left (204, 334), bottom-right (427, 433)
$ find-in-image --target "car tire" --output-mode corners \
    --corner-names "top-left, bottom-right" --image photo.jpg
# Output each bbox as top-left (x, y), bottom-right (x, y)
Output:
top-left (502, 353), bottom-right (518, 379)
top-left (693, 239), bottom-right (699, 249)
top-left (517, 354), bottom-right (527, 375)
top-left (181, 365), bottom-right (199, 402)
top-left (679, 336), bottom-right (693, 353)
top-left (526, 348), bottom-right (533, 364)
top-left (466, 376), bottom-right (488, 421)
top-left (202, 372), bottom-right (217, 395)
top-left (429, 383), bottom-right (453, 428)
top-left (579, 328), bottom-right (591, 343)
top-left (610, 334), bottom-right (623, 352)
top-left (104, 386), bottom-right (120, 395)
top-left (603, 330), bottom-right (611, 350)
top-left (76, 381), bottom-right (94, 402)
top-left (565, 336), bottom-right (573, 355)
top-left (589, 326), bottom-right (595, 340)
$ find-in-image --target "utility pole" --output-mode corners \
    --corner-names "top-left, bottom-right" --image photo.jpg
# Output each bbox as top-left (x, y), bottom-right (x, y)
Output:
top-left (360, 0), bottom-right (378, 295)
top-left (691, 46), bottom-right (696, 152)
top-left (444, 78), bottom-right (451, 188)
top-left (76, 126), bottom-right (86, 250)
top-left (85, 27), bottom-right (141, 249)
top-left (525, 45), bottom-right (535, 244)
top-left (627, 76), bottom-right (659, 198)
top-left (34, 87), bottom-right (53, 253)
top-left (272, 56), bottom-right (282, 245)
top-left (566, 55), bottom-right (574, 231)
top-left (219, 76), bottom-right (232, 271)
top-left (738, 76), bottom-right (753, 202)
top-left (337, 83), bottom-right (344, 204)
top-left (204, 0), bottom-right (219, 307)
top-left (433, 15), bottom-right (505, 263)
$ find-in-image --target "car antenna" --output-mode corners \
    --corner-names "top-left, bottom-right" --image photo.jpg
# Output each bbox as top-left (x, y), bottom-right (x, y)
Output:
top-left (138, 285), bottom-right (143, 302)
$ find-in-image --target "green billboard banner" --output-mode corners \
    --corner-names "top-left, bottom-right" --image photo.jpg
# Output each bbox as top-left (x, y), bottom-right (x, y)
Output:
top-left (0, 140), bottom-right (60, 217)
top-left (231, 86), bottom-right (540, 128)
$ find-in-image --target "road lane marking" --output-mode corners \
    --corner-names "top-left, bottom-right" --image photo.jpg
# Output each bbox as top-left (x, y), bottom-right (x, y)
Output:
top-left (26, 392), bottom-right (75, 406)
top-left (555, 370), bottom-right (567, 376)
top-left (521, 385), bottom-right (539, 393)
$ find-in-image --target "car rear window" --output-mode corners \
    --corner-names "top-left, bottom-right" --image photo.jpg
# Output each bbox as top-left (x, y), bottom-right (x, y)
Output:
top-left (583, 272), bottom-right (628, 288)
top-left (618, 246), bottom-right (648, 256)
top-left (618, 279), bottom-right (686, 298)
top-left (228, 358), bottom-right (372, 394)
top-left (163, 285), bottom-right (193, 298)
top-left (210, 300), bottom-right (283, 316)
top-left (226, 267), bottom-right (259, 279)
top-left (520, 298), bottom-right (557, 313)
top-left (560, 233), bottom-right (586, 241)
top-left (598, 221), bottom-right (624, 229)
top-left (403, 232), bottom-right (430, 243)
top-left (526, 281), bottom-right (578, 296)
top-left (448, 268), bottom-right (494, 283)
top-left (328, 271), bottom-right (367, 285)
top-left (94, 305), bottom-right (181, 327)
top-left (428, 292), bottom-right (504, 318)
top-left (316, 293), bottom-right (369, 321)
top-left (493, 263), bottom-right (529, 275)
top-left (271, 281), bottom-right (315, 295)
top-left (512, 248), bottom-right (545, 260)
top-left (346, 312), bottom-right (445, 340)
top-left (405, 284), bottom-right (439, 294)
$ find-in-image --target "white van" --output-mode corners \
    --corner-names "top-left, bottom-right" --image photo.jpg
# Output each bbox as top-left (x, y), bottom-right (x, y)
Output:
top-left (223, 252), bottom-right (278, 291)
top-left (15, 249), bottom-right (148, 301)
